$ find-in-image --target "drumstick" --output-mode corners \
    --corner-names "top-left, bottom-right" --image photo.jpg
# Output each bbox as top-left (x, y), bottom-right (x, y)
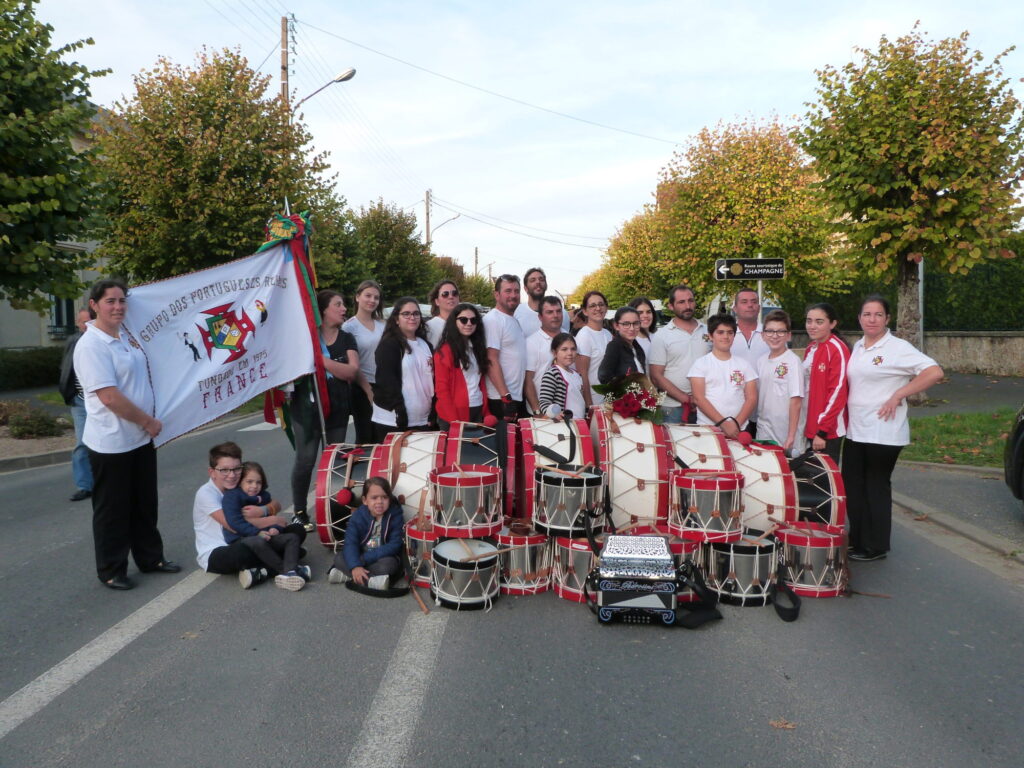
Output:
top-left (462, 544), bottom-right (523, 562)
top-left (410, 584), bottom-right (430, 614)
top-left (416, 488), bottom-right (428, 530)
top-left (543, 466), bottom-right (584, 479)
top-left (456, 537), bottom-right (475, 559)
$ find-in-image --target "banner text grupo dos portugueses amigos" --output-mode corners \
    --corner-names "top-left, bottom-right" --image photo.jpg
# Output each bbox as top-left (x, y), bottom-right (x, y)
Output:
top-left (122, 244), bottom-right (315, 447)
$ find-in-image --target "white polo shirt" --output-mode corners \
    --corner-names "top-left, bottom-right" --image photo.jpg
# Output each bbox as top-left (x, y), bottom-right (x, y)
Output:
top-left (847, 331), bottom-right (938, 446)
top-left (755, 349), bottom-right (804, 446)
top-left (574, 325), bottom-right (612, 404)
top-left (688, 352), bottom-right (758, 429)
top-left (342, 317), bottom-right (385, 383)
top-left (648, 321), bottom-right (711, 406)
top-left (483, 309), bottom-right (527, 401)
top-left (425, 315), bottom-right (446, 348)
top-left (525, 328), bottom-right (558, 394)
top-left (731, 323), bottom-right (770, 367)
top-left (193, 479), bottom-right (227, 571)
top-left (515, 302), bottom-right (569, 338)
top-left (73, 322), bottom-right (154, 453)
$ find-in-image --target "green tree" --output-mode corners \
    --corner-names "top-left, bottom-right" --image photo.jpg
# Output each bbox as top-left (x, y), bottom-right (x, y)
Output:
top-left (459, 273), bottom-right (494, 307)
top-left (603, 206), bottom-right (670, 305)
top-left (0, 0), bottom-right (105, 311)
top-left (799, 27), bottom-right (1024, 348)
top-left (306, 199), bottom-right (370, 298)
top-left (95, 48), bottom-right (333, 281)
top-left (351, 199), bottom-right (435, 300)
top-left (657, 118), bottom-right (852, 307)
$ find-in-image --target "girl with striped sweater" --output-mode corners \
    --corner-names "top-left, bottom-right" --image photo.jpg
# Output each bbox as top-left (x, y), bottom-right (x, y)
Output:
top-left (538, 333), bottom-right (587, 420)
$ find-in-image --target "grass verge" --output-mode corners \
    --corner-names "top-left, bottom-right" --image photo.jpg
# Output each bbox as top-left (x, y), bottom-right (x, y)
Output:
top-left (902, 407), bottom-right (1015, 467)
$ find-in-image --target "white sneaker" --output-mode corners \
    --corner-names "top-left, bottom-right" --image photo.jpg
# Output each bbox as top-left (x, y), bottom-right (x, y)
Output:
top-left (367, 575), bottom-right (390, 591)
top-left (274, 571), bottom-right (305, 592)
top-left (238, 567), bottom-right (268, 589)
top-left (327, 567), bottom-right (350, 584)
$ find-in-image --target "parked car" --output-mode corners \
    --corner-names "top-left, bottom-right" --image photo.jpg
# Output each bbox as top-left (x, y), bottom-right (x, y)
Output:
top-left (1004, 400), bottom-right (1024, 507)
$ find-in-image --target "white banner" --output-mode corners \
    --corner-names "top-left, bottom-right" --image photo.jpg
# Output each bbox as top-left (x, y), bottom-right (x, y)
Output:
top-left (123, 245), bottom-right (315, 447)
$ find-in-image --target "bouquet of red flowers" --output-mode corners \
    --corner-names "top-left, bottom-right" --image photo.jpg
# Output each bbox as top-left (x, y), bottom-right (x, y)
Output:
top-left (593, 373), bottom-right (664, 424)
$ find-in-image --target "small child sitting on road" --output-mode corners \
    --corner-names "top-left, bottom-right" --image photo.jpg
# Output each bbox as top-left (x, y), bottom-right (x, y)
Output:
top-left (222, 461), bottom-right (310, 592)
top-left (327, 476), bottom-right (404, 591)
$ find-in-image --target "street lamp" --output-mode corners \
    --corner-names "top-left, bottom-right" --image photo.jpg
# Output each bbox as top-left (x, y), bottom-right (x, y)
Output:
top-left (292, 68), bottom-right (356, 113)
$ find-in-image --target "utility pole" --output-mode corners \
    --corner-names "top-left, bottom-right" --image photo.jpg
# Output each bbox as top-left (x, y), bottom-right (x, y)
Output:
top-left (424, 188), bottom-right (432, 249)
top-left (280, 16), bottom-right (289, 105)
top-left (474, 246), bottom-right (478, 276)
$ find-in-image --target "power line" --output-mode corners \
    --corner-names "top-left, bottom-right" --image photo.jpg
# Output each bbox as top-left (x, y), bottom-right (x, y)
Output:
top-left (201, 0), bottom-right (267, 48)
top-left (253, 41), bottom-right (279, 74)
top-left (294, 18), bottom-right (681, 146)
top-left (431, 195), bottom-right (607, 241)
top-left (432, 200), bottom-right (605, 250)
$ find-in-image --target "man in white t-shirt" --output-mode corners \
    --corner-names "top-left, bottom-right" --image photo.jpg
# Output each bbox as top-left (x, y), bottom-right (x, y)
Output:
top-left (514, 267), bottom-right (569, 338)
top-left (483, 274), bottom-right (527, 422)
top-left (523, 296), bottom-right (565, 415)
top-left (648, 285), bottom-right (710, 425)
top-left (689, 314), bottom-right (758, 439)
top-left (193, 441), bottom-right (301, 586)
top-left (730, 287), bottom-right (770, 435)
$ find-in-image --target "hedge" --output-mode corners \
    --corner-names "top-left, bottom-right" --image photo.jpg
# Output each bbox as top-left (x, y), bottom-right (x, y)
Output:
top-left (0, 346), bottom-right (64, 391)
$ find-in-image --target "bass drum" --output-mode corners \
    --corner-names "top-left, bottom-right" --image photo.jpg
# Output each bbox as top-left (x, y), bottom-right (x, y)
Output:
top-left (314, 443), bottom-right (374, 550)
top-left (728, 441), bottom-right (798, 533)
top-left (369, 431), bottom-right (447, 524)
top-left (789, 452), bottom-right (846, 531)
top-left (445, 421), bottom-right (518, 518)
top-left (663, 424), bottom-right (736, 473)
top-left (517, 416), bottom-right (595, 521)
top-left (591, 410), bottom-right (672, 531)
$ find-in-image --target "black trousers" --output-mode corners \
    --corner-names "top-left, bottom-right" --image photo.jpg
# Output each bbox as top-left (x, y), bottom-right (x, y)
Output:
top-left (350, 386), bottom-right (374, 444)
top-left (842, 439), bottom-right (902, 553)
top-left (239, 531), bottom-right (302, 575)
top-left (290, 397), bottom-right (348, 515)
top-left (333, 553), bottom-right (402, 579)
top-left (88, 442), bottom-right (164, 582)
top-left (208, 523), bottom-right (308, 574)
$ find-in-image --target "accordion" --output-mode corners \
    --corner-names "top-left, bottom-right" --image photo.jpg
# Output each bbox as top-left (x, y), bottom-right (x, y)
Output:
top-left (595, 536), bottom-right (678, 624)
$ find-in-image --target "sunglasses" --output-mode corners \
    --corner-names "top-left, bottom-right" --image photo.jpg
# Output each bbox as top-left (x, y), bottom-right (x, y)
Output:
top-left (440, 290), bottom-right (459, 298)
top-left (456, 316), bottom-right (478, 325)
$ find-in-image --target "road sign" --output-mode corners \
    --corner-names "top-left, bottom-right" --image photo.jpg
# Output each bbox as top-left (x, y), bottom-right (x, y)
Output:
top-left (714, 258), bottom-right (785, 280)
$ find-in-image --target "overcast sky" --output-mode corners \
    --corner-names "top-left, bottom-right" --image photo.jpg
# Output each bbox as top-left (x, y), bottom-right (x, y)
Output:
top-left (39, 0), bottom-right (1024, 297)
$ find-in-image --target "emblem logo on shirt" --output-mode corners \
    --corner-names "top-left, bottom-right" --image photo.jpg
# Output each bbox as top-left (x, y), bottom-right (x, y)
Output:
top-left (817, 362), bottom-right (827, 372)
top-left (774, 363), bottom-right (789, 379)
top-left (872, 355), bottom-right (883, 366)
top-left (730, 371), bottom-right (745, 386)
top-left (702, 333), bottom-right (711, 343)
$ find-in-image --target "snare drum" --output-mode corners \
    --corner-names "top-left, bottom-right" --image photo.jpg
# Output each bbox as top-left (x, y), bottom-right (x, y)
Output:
top-left (591, 410), bottom-right (672, 531)
top-left (495, 524), bottom-right (551, 595)
top-left (552, 537), bottom-right (597, 603)
top-left (789, 452), bottom-right (847, 531)
top-left (518, 417), bottom-right (595, 520)
top-left (663, 424), bottom-right (736, 472)
top-left (429, 464), bottom-right (503, 538)
top-left (666, 470), bottom-right (744, 543)
top-left (445, 421), bottom-right (518, 517)
top-left (728, 441), bottom-right (798, 533)
top-left (405, 519), bottom-right (437, 588)
top-left (706, 537), bottom-right (779, 606)
top-left (533, 466), bottom-right (605, 538)
top-left (369, 431), bottom-right (447, 523)
top-left (430, 538), bottom-right (500, 610)
top-left (314, 443), bottom-right (373, 550)
top-left (776, 522), bottom-right (849, 598)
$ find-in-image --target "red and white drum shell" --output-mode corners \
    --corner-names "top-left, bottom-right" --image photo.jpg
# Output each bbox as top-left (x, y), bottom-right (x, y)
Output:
top-left (445, 421), bottom-right (518, 518)
top-left (590, 410), bottom-right (673, 531)
top-left (776, 522), bottom-right (849, 598)
top-left (626, 524), bottom-right (701, 602)
top-left (663, 424), bottom-right (736, 473)
top-left (517, 417), bottom-right (595, 521)
top-left (430, 538), bottom-right (500, 611)
top-left (405, 519), bottom-right (437, 588)
top-left (666, 469), bottom-right (745, 543)
top-left (428, 464), bottom-right (503, 539)
top-left (369, 430), bottom-right (447, 524)
top-left (494, 524), bottom-right (551, 595)
top-left (727, 441), bottom-right (798, 534)
top-left (789, 452), bottom-right (847, 532)
top-left (532, 466), bottom-right (605, 538)
top-left (314, 443), bottom-right (374, 550)
top-left (706, 537), bottom-right (779, 607)
top-left (552, 537), bottom-right (597, 603)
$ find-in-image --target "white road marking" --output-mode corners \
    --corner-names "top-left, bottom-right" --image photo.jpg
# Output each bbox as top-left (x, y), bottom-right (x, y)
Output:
top-left (344, 609), bottom-right (449, 768)
top-left (0, 570), bottom-right (216, 740)
top-left (238, 421), bottom-right (280, 432)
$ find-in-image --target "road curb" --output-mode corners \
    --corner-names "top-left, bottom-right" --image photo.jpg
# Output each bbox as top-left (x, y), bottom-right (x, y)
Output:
top-left (894, 491), bottom-right (1024, 564)
top-left (899, 460), bottom-right (1003, 477)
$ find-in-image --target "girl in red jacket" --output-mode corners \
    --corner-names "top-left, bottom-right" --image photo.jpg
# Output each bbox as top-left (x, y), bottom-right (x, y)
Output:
top-left (433, 303), bottom-right (493, 430)
top-left (802, 303), bottom-right (850, 462)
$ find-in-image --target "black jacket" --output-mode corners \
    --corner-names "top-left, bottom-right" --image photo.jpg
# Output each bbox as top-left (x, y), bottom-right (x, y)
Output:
top-left (598, 337), bottom-right (646, 384)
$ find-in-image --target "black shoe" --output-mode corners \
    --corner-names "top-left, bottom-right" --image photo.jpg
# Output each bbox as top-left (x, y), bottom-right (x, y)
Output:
top-left (292, 511), bottom-right (315, 533)
top-left (69, 489), bottom-right (91, 502)
top-left (849, 549), bottom-right (887, 562)
top-left (103, 575), bottom-right (135, 590)
top-left (142, 560), bottom-right (182, 573)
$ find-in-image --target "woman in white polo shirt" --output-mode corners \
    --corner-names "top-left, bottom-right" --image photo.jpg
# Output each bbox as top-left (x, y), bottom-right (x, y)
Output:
top-left (371, 297), bottom-right (435, 442)
top-left (73, 279), bottom-right (180, 590)
top-left (844, 294), bottom-right (943, 562)
top-left (574, 290), bottom-right (612, 408)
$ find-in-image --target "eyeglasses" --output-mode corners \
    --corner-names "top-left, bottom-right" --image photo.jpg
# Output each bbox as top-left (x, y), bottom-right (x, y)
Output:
top-left (618, 321), bottom-right (641, 329)
top-left (399, 311), bottom-right (422, 319)
top-left (762, 330), bottom-right (788, 336)
top-left (456, 316), bottom-right (478, 325)
top-left (440, 290), bottom-right (459, 298)
top-left (587, 302), bottom-right (607, 310)
top-left (214, 466), bottom-right (243, 476)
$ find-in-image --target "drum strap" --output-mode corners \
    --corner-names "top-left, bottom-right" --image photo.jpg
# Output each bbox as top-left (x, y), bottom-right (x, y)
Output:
top-left (388, 430), bottom-right (413, 489)
top-left (770, 578), bottom-right (801, 622)
top-left (673, 562), bottom-right (723, 629)
top-left (344, 581), bottom-right (410, 598)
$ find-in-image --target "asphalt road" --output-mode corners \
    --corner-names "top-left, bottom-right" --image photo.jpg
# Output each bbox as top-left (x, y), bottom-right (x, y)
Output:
top-left (2, 415), bottom-right (1024, 768)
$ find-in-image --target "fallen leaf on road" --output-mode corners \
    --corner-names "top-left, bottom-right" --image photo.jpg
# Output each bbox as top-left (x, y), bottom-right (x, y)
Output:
top-left (914, 514), bottom-right (928, 521)
top-left (181, 631), bottom-right (199, 640)
top-left (770, 719), bottom-right (797, 730)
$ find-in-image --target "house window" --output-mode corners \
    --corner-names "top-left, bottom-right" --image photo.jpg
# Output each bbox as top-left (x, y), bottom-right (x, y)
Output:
top-left (48, 297), bottom-right (77, 340)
